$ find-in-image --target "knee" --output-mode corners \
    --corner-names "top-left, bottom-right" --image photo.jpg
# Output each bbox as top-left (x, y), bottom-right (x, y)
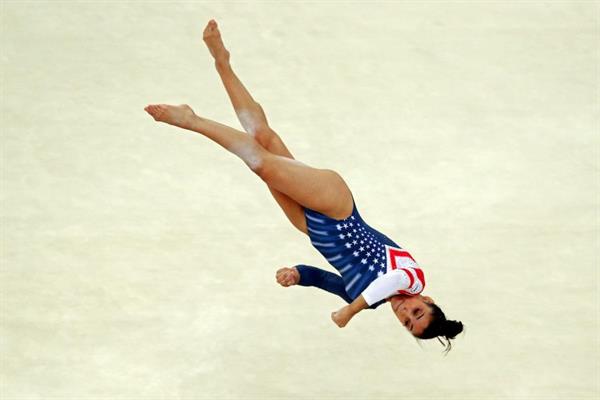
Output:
top-left (253, 155), bottom-right (274, 180)
top-left (230, 140), bottom-right (269, 174)
top-left (236, 108), bottom-right (266, 136)
top-left (253, 153), bottom-right (279, 182)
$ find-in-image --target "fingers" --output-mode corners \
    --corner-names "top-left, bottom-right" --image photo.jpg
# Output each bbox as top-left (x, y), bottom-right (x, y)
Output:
top-left (281, 272), bottom-right (294, 286)
top-left (275, 268), bottom-right (287, 282)
top-left (275, 267), bottom-right (297, 286)
top-left (331, 311), bottom-right (343, 328)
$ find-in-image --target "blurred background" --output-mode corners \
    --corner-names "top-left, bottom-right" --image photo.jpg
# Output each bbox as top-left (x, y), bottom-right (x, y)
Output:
top-left (1, 1), bottom-right (598, 399)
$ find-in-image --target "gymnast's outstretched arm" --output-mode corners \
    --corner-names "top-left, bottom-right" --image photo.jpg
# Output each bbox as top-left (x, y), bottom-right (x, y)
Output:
top-left (293, 264), bottom-right (354, 304)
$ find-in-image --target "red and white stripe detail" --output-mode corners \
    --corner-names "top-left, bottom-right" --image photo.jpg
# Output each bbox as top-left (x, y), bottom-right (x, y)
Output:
top-left (384, 244), bottom-right (425, 295)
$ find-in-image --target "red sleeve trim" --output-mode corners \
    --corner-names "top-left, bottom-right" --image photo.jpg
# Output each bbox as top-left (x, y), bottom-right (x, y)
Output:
top-left (397, 268), bottom-right (426, 295)
top-left (399, 268), bottom-right (415, 288)
top-left (414, 268), bottom-right (426, 290)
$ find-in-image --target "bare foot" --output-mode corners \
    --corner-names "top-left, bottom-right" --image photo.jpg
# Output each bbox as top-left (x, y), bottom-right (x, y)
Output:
top-left (144, 104), bottom-right (197, 129)
top-left (276, 267), bottom-right (300, 287)
top-left (203, 19), bottom-right (230, 66)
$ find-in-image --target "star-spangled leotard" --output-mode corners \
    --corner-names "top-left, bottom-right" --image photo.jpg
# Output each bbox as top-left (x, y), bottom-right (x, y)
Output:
top-left (295, 193), bottom-right (425, 310)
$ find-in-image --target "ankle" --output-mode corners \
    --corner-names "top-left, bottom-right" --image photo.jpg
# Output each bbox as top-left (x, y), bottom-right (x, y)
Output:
top-left (184, 113), bottom-right (204, 131)
top-left (215, 58), bottom-right (231, 72)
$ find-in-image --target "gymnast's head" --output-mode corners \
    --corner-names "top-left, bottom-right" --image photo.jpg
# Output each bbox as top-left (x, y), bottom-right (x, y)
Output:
top-left (388, 294), bottom-right (464, 353)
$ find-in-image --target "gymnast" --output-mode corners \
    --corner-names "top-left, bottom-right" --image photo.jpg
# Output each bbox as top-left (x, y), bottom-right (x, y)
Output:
top-left (144, 19), bottom-right (464, 353)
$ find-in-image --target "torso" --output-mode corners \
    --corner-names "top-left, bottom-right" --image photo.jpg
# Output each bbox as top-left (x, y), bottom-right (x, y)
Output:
top-left (303, 199), bottom-right (407, 298)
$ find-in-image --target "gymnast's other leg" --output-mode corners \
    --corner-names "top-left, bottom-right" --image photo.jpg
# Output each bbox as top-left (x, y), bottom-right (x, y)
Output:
top-left (143, 104), bottom-right (354, 224)
top-left (202, 19), bottom-right (310, 234)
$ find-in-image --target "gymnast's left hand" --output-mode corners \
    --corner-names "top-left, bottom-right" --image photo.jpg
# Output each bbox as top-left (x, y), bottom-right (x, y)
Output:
top-left (331, 306), bottom-right (354, 328)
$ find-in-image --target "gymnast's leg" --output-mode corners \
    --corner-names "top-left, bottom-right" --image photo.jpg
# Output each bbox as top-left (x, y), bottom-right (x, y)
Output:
top-left (202, 19), bottom-right (307, 233)
top-left (143, 104), bottom-right (352, 220)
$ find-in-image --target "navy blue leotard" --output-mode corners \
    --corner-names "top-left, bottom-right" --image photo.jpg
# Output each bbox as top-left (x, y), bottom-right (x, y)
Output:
top-left (295, 193), bottom-right (412, 310)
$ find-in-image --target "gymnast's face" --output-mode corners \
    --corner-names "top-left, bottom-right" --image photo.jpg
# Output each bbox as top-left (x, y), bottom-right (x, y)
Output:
top-left (388, 294), bottom-right (434, 337)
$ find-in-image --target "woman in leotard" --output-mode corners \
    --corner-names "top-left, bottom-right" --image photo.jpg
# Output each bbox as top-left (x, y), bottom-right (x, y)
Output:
top-left (144, 19), bottom-right (464, 353)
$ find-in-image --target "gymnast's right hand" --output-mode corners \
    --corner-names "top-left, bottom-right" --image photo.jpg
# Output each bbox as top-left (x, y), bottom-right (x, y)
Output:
top-left (276, 267), bottom-right (300, 287)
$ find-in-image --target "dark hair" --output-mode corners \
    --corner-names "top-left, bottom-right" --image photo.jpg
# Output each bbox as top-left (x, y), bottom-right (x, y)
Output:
top-left (415, 302), bottom-right (464, 355)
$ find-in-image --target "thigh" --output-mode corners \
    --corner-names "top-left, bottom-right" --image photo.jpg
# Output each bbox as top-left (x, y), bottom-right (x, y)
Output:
top-left (267, 184), bottom-right (307, 235)
top-left (259, 154), bottom-right (354, 221)
top-left (258, 128), bottom-right (308, 235)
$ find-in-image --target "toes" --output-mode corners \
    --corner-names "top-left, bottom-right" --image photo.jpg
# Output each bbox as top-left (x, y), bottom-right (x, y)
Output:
top-left (206, 20), bottom-right (218, 33)
top-left (204, 20), bottom-right (216, 31)
top-left (144, 104), bottom-right (166, 121)
top-left (144, 105), bottom-right (156, 117)
top-left (155, 105), bottom-right (167, 119)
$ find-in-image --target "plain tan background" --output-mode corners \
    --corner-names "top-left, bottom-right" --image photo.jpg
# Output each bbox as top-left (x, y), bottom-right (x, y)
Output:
top-left (1, 1), bottom-right (598, 399)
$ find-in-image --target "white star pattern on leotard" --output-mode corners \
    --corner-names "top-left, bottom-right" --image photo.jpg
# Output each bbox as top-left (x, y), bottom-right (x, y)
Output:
top-left (323, 217), bottom-right (401, 278)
